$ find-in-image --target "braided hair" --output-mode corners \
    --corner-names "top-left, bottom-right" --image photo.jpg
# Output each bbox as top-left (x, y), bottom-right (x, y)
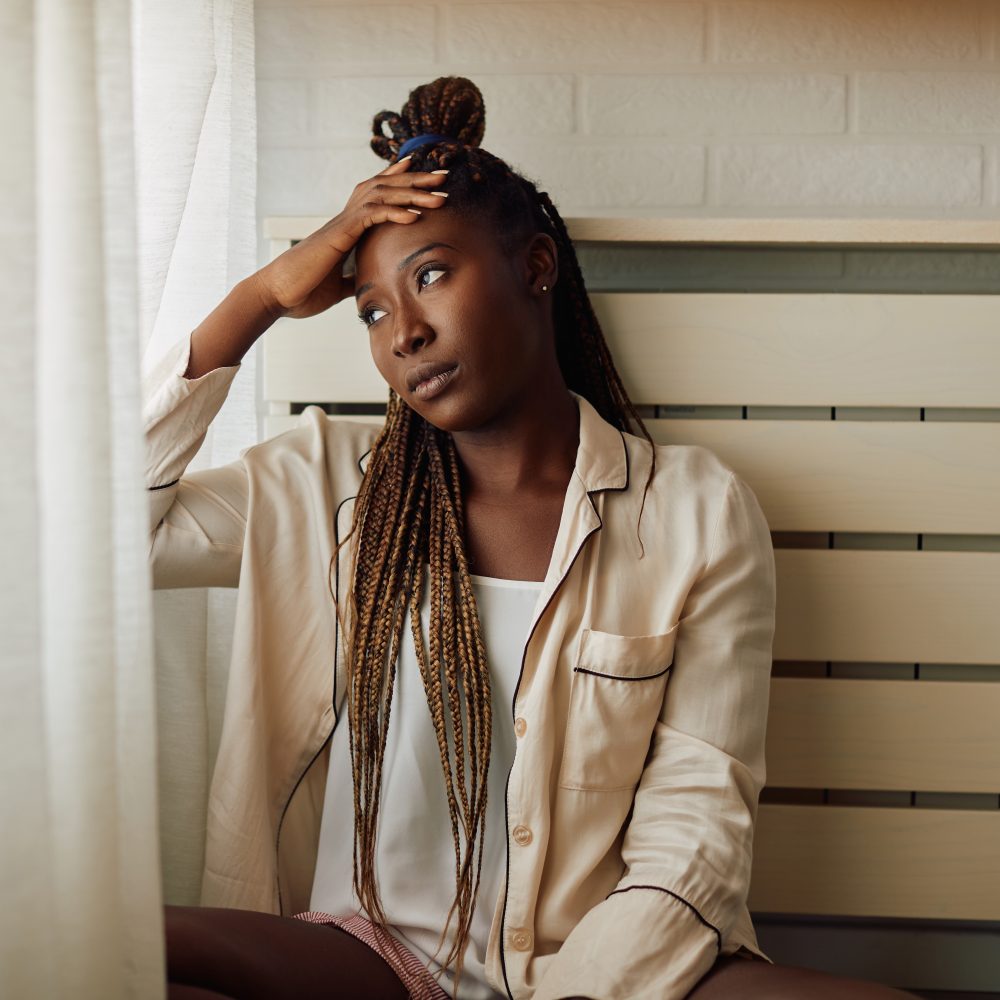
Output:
top-left (331, 75), bottom-right (655, 995)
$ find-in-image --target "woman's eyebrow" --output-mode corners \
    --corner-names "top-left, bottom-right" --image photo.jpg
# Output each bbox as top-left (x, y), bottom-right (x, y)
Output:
top-left (397, 241), bottom-right (457, 271)
top-left (354, 242), bottom-right (459, 300)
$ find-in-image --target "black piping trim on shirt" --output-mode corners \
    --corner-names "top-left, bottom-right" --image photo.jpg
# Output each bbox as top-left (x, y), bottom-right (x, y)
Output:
top-left (273, 443), bottom-right (372, 917)
top-left (331, 441), bottom-right (371, 720)
top-left (606, 884), bottom-right (722, 952)
top-left (148, 478), bottom-right (179, 490)
top-left (574, 663), bottom-right (672, 682)
top-left (498, 429), bottom-right (631, 1000)
top-left (274, 726), bottom-right (335, 917)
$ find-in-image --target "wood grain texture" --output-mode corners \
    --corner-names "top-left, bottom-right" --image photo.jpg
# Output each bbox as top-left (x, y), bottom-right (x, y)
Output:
top-left (261, 293), bottom-right (1000, 408)
top-left (650, 419), bottom-right (1000, 534)
top-left (263, 216), bottom-right (1000, 247)
top-left (750, 804), bottom-right (1000, 920)
top-left (764, 678), bottom-right (1000, 793)
top-left (591, 293), bottom-right (1000, 408)
top-left (774, 549), bottom-right (1000, 664)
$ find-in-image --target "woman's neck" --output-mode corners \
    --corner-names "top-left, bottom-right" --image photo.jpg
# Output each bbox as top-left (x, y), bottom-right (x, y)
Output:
top-left (450, 382), bottom-right (579, 501)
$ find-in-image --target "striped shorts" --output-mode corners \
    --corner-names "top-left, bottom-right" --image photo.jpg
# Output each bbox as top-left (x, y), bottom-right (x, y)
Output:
top-left (292, 910), bottom-right (451, 1000)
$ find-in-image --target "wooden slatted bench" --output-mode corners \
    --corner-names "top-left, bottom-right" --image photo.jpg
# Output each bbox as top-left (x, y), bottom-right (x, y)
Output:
top-left (262, 215), bottom-right (1000, 995)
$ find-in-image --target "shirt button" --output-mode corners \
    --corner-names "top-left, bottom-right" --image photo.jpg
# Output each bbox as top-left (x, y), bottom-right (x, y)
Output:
top-left (511, 929), bottom-right (533, 951)
top-left (514, 717), bottom-right (527, 737)
top-left (512, 824), bottom-right (533, 846)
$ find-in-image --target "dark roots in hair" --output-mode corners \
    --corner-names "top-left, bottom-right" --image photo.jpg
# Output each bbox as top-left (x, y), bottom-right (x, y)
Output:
top-left (332, 75), bottom-right (655, 996)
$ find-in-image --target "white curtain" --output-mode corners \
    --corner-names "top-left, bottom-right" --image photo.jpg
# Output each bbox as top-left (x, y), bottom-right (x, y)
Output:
top-left (134, 0), bottom-right (258, 909)
top-left (0, 0), bottom-right (256, 995)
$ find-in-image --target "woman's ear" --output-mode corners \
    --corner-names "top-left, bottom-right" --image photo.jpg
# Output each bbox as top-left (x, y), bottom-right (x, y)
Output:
top-left (523, 232), bottom-right (558, 297)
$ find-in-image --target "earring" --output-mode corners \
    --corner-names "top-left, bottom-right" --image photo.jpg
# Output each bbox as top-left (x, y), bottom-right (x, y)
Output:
top-left (541, 284), bottom-right (549, 292)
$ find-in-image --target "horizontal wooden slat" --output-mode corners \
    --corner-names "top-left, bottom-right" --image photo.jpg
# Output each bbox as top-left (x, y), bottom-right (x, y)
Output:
top-left (264, 216), bottom-right (1000, 247)
top-left (765, 678), bottom-right (1000, 794)
top-left (774, 549), bottom-right (1000, 665)
top-left (651, 419), bottom-right (1000, 534)
top-left (592, 293), bottom-right (1000, 408)
top-left (264, 416), bottom-right (1000, 534)
top-left (263, 301), bottom-right (385, 403)
top-left (567, 217), bottom-right (1000, 247)
top-left (262, 293), bottom-right (1000, 408)
top-left (749, 804), bottom-right (1000, 920)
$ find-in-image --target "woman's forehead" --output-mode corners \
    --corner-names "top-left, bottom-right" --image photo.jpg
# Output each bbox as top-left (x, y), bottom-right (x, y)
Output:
top-left (355, 208), bottom-right (498, 275)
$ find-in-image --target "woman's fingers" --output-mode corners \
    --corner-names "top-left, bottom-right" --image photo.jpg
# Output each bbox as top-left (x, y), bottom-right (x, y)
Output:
top-left (345, 167), bottom-right (449, 229)
top-left (360, 184), bottom-right (449, 210)
top-left (376, 154), bottom-right (415, 176)
top-left (376, 155), bottom-right (448, 185)
top-left (369, 157), bottom-right (450, 190)
top-left (361, 173), bottom-right (450, 198)
top-left (348, 167), bottom-right (450, 231)
top-left (356, 203), bottom-right (428, 232)
top-left (261, 159), bottom-right (450, 318)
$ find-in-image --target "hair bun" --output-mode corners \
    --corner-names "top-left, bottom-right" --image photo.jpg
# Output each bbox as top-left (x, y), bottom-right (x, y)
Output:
top-left (370, 76), bottom-right (486, 162)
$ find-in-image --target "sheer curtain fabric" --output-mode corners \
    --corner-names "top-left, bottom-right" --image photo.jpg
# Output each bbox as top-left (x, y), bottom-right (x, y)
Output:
top-left (0, 0), bottom-right (256, 996)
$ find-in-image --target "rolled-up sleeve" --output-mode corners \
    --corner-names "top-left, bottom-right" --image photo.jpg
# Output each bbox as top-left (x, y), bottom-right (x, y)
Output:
top-left (143, 333), bottom-right (249, 589)
top-left (533, 472), bottom-right (776, 1000)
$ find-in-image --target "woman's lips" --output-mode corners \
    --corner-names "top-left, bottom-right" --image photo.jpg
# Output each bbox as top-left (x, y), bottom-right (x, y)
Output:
top-left (412, 364), bottom-right (459, 400)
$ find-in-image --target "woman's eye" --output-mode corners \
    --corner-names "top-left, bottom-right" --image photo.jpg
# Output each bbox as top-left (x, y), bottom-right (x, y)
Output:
top-left (418, 267), bottom-right (446, 289)
top-left (359, 306), bottom-right (387, 328)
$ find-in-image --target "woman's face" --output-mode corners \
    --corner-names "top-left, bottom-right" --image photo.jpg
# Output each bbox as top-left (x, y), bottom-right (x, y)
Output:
top-left (353, 206), bottom-right (556, 434)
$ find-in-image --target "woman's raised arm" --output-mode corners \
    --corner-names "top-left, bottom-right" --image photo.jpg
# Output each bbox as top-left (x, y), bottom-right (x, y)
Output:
top-left (184, 155), bottom-right (449, 378)
top-left (143, 156), bottom-right (449, 586)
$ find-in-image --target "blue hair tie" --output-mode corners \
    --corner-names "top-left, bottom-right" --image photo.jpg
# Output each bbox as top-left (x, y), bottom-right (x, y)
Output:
top-left (396, 133), bottom-right (452, 160)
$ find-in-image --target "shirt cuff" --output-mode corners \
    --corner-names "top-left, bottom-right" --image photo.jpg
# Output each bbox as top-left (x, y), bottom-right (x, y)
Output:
top-left (142, 332), bottom-right (242, 489)
top-left (531, 887), bottom-right (720, 1000)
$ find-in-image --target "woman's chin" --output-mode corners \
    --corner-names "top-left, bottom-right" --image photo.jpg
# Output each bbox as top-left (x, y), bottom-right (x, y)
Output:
top-left (407, 392), bottom-right (493, 436)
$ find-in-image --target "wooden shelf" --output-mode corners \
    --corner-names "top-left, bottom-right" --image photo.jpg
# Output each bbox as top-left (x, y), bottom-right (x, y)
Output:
top-left (264, 215), bottom-right (1000, 247)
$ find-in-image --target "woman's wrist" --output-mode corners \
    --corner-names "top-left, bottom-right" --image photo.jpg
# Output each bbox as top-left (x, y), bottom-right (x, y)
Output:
top-left (183, 273), bottom-right (282, 379)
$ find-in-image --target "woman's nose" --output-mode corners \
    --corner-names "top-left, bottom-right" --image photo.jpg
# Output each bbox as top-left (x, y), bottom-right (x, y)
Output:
top-left (392, 305), bottom-right (435, 357)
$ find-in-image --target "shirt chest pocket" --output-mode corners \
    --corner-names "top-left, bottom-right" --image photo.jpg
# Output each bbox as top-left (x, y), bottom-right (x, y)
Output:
top-left (558, 624), bottom-right (679, 793)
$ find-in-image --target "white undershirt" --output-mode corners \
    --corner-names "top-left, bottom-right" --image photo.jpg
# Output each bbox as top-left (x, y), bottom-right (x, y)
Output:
top-left (309, 571), bottom-right (543, 1000)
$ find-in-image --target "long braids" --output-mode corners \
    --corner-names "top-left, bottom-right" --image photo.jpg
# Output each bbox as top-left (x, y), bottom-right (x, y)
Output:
top-left (329, 76), bottom-right (656, 995)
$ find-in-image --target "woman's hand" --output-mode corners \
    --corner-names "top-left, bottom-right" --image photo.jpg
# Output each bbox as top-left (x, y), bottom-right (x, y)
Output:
top-left (253, 157), bottom-right (448, 321)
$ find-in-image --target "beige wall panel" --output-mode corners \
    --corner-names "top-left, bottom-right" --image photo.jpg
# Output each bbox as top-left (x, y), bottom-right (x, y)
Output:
top-left (774, 549), bottom-right (1000, 665)
top-left (592, 293), bottom-right (1000, 408)
top-left (749, 804), bottom-right (1000, 920)
top-left (563, 218), bottom-right (1000, 247)
top-left (650, 419), bottom-right (1000, 533)
top-left (261, 293), bottom-right (1000, 409)
top-left (765, 678), bottom-right (1000, 793)
top-left (264, 217), bottom-right (1000, 249)
top-left (263, 300), bottom-right (387, 404)
top-left (260, 417), bottom-right (1000, 537)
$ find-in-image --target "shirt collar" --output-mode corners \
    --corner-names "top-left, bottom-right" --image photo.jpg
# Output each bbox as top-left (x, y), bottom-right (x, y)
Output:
top-left (569, 390), bottom-right (630, 494)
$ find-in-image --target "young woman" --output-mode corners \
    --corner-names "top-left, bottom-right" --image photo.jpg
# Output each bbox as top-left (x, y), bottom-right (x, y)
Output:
top-left (155, 78), bottom-right (919, 1000)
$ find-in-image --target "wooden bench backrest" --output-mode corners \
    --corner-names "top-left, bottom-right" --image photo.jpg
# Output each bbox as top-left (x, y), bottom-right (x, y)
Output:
top-left (262, 216), bottom-right (1000, 924)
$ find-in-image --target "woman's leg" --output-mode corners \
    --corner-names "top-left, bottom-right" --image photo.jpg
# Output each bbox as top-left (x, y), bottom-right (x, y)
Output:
top-left (164, 905), bottom-right (409, 1000)
top-left (688, 952), bottom-right (923, 1000)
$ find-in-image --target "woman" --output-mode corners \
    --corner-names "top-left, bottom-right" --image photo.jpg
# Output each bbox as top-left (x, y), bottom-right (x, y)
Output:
top-left (156, 78), bottom-right (918, 1000)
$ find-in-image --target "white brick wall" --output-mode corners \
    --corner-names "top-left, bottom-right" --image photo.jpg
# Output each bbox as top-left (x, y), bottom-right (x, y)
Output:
top-left (256, 0), bottom-right (1000, 263)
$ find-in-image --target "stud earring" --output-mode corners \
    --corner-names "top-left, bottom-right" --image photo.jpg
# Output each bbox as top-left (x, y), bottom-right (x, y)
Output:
top-left (541, 284), bottom-right (549, 292)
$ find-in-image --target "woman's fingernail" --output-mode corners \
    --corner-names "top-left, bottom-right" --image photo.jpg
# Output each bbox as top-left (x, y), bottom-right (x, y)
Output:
top-left (430, 191), bottom-right (449, 197)
top-left (431, 169), bottom-right (449, 175)
top-left (398, 155), bottom-right (412, 163)
top-left (407, 208), bottom-right (422, 215)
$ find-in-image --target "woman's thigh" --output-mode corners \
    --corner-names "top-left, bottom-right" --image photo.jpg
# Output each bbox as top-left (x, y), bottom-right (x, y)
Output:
top-left (164, 905), bottom-right (409, 1000)
top-left (688, 952), bottom-right (923, 1000)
